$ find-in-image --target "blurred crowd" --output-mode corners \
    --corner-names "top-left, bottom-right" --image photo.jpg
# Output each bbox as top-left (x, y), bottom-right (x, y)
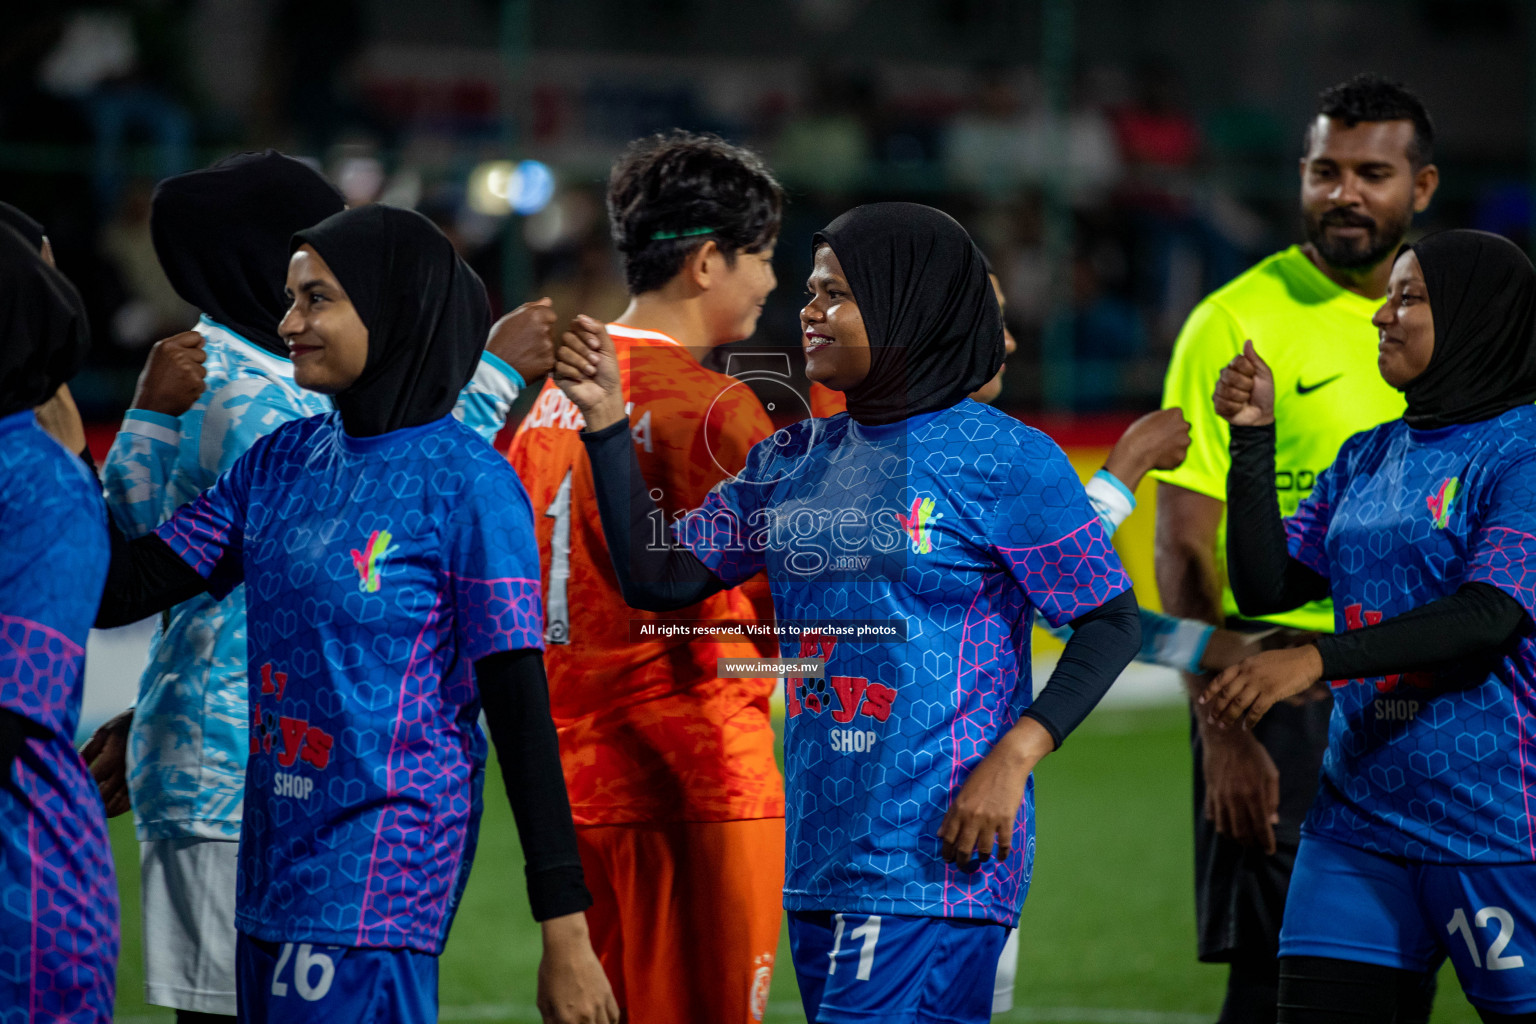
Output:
top-left (0, 2), bottom-right (1521, 418)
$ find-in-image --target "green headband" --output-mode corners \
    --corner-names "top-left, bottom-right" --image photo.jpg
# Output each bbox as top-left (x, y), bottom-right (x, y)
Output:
top-left (649, 226), bottom-right (716, 241)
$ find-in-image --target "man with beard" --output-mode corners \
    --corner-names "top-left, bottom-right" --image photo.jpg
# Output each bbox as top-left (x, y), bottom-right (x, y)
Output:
top-left (1152, 74), bottom-right (1439, 1024)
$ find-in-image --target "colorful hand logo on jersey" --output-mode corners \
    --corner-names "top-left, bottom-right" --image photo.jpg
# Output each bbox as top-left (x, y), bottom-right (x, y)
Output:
top-left (896, 496), bottom-right (940, 554)
top-left (1427, 477), bottom-right (1459, 529)
top-left (350, 529), bottom-right (397, 592)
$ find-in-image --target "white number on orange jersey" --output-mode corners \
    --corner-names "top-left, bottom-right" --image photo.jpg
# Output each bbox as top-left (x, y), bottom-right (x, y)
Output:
top-left (544, 469), bottom-right (573, 644)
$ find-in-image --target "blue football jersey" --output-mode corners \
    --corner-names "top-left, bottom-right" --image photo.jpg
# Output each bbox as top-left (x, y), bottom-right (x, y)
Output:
top-left (677, 401), bottom-right (1131, 925)
top-left (1285, 405), bottom-right (1536, 863)
top-left (102, 316), bottom-right (523, 843)
top-left (0, 410), bottom-right (117, 1021)
top-left (155, 412), bottom-right (543, 954)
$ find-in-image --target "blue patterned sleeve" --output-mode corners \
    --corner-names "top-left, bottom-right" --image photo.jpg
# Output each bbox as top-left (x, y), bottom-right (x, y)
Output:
top-left (450, 456), bottom-right (544, 660)
top-left (672, 428), bottom-right (784, 586)
top-left (153, 445), bottom-right (256, 599)
top-left (0, 451), bottom-right (108, 737)
top-left (453, 353), bottom-right (523, 446)
top-left (101, 410), bottom-right (182, 538)
top-left (1042, 469), bottom-right (1213, 671)
top-left (1465, 451), bottom-right (1536, 620)
top-left (990, 437), bottom-right (1133, 628)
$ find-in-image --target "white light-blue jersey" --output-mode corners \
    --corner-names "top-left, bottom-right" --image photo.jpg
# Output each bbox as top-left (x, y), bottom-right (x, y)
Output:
top-left (101, 316), bottom-right (522, 840)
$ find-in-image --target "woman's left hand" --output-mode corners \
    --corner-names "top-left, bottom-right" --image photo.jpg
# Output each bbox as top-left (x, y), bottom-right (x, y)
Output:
top-left (1200, 646), bottom-right (1325, 729)
top-left (938, 717), bottom-right (1053, 867)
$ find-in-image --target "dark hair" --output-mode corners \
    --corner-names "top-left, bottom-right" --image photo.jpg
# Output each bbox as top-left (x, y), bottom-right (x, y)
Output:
top-left (607, 131), bottom-right (783, 295)
top-left (1308, 73), bottom-right (1435, 168)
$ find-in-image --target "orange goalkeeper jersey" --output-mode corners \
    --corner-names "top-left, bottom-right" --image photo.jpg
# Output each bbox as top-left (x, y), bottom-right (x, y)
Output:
top-left (506, 324), bottom-right (784, 825)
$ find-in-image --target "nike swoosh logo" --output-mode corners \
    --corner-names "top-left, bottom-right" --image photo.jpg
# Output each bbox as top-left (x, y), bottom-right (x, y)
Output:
top-left (1296, 374), bottom-right (1343, 395)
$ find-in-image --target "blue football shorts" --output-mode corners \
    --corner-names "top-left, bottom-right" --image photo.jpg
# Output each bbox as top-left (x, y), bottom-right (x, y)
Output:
top-left (1281, 833), bottom-right (1536, 1015)
top-left (236, 932), bottom-right (437, 1024)
top-left (788, 910), bottom-right (1009, 1024)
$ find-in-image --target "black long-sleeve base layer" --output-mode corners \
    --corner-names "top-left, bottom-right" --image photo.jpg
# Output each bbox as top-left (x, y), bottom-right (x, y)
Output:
top-left (1020, 589), bottom-right (1141, 746)
top-left (1227, 424), bottom-right (1529, 687)
top-left (477, 649), bottom-right (591, 921)
top-left (90, 490), bottom-right (590, 920)
top-left (582, 415), bottom-right (1142, 747)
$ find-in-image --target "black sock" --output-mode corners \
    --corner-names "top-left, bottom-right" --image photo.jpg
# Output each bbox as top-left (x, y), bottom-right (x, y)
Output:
top-left (1219, 955), bottom-right (1279, 1024)
top-left (1278, 955), bottom-right (1434, 1024)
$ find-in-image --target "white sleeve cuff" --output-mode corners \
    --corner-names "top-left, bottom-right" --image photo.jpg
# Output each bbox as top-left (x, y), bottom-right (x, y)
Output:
top-left (121, 410), bottom-right (182, 447)
top-left (1086, 469), bottom-right (1136, 534)
top-left (1141, 612), bottom-right (1215, 674)
top-left (475, 352), bottom-right (523, 402)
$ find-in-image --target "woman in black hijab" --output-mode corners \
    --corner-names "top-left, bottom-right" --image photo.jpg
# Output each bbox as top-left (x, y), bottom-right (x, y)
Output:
top-left (95, 205), bottom-right (617, 1024)
top-left (83, 152), bottom-right (346, 1024)
top-left (1205, 229), bottom-right (1536, 1022)
top-left (0, 224), bottom-right (89, 419)
top-left (0, 200), bottom-right (91, 453)
top-left (152, 149), bottom-right (345, 358)
top-left (554, 202), bottom-right (1141, 1024)
top-left (288, 203), bottom-right (490, 434)
top-left (804, 202), bottom-right (1003, 424)
top-left (0, 222), bottom-right (119, 1020)
top-left (89, 165), bottom-right (536, 1024)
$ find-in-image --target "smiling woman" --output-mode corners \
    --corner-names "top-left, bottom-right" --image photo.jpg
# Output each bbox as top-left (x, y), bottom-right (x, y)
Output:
top-left (800, 244), bottom-right (870, 391)
top-left (1210, 229), bottom-right (1536, 1022)
top-left (92, 204), bottom-right (618, 1024)
top-left (279, 245), bottom-right (370, 393)
top-left (555, 200), bottom-right (1142, 1024)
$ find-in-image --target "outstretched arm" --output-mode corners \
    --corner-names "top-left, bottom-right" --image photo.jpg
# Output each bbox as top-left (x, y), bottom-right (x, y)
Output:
top-left (556, 314), bottom-right (728, 612)
top-left (454, 299), bottom-right (559, 443)
top-left (89, 438), bottom-right (211, 628)
top-left (1050, 447), bottom-right (1217, 674)
top-left (1101, 407), bottom-right (1191, 495)
top-left (1203, 583), bottom-right (1527, 729)
top-left (580, 418), bottom-right (726, 611)
top-left (95, 521), bottom-right (210, 628)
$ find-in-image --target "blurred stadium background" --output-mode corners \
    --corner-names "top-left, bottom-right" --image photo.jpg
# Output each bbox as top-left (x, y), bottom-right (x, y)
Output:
top-left (6, 1), bottom-right (1527, 1019)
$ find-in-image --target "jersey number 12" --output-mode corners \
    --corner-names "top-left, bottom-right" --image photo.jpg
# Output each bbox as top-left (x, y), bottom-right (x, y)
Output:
top-left (1448, 906), bottom-right (1525, 971)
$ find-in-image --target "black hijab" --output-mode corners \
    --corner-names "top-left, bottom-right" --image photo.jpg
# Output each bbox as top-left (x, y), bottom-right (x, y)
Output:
top-left (293, 205), bottom-right (490, 437)
top-left (152, 151), bottom-right (345, 358)
top-left (813, 203), bottom-right (1003, 426)
top-left (1399, 229), bottom-right (1536, 430)
top-left (0, 224), bottom-right (91, 419)
top-left (0, 202), bottom-right (46, 251)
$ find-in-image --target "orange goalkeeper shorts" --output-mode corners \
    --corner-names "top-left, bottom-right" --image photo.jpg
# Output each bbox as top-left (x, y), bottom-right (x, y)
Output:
top-left (577, 818), bottom-right (785, 1024)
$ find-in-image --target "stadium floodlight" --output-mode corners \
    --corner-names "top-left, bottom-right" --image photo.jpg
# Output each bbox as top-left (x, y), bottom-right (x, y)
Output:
top-left (467, 159), bottom-right (556, 216)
